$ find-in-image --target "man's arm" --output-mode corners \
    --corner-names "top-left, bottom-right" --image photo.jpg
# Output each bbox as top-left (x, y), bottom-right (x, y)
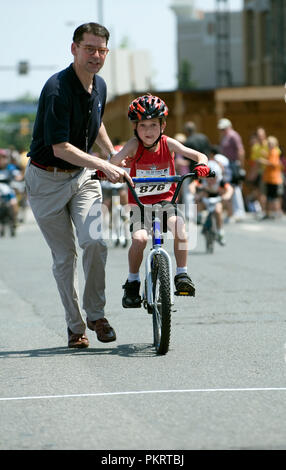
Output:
top-left (52, 142), bottom-right (133, 185)
top-left (234, 132), bottom-right (245, 165)
top-left (95, 122), bottom-right (115, 158)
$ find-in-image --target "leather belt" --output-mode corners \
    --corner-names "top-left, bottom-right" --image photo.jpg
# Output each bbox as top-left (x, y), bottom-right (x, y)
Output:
top-left (30, 160), bottom-right (80, 173)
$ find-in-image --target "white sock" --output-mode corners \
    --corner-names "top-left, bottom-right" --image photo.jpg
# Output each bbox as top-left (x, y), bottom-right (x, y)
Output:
top-left (176, 267), bottom-right (187, 276)
top-left (128, 272), bottom-right (140, 282)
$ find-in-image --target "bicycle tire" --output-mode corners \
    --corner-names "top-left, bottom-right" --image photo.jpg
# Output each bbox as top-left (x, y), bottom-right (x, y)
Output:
top-left (205, 231), bottom-right (214, 253)
top-left (151, 254), bottom-right (171, 355)
top-left (204, 213), bottom-right (215, 253)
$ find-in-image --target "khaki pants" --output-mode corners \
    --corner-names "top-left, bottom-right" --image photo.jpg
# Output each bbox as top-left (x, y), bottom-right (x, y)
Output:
top-left (25, 161), bottom-right (107, 334)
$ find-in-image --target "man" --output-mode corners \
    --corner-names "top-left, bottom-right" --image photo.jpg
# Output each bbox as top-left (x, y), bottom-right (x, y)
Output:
top-left (218, 118), bottom-right (246, 220)
top-left (218, 118), bottom-right (245, 166)
top-left (183, 121), bottom-right (211, 168)
top-left (25, 22), bottom-right (132, 348)
top-left (181, 122), bottom-right (211, 221)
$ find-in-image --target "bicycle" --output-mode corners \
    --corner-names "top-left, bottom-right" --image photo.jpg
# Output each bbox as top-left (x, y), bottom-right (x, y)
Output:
top-left (93, 170), bottom-right (214, 354)
top-left (124, 171), bottom-right (214, 355)
top-left (201, 196), bottom-right (222, 253)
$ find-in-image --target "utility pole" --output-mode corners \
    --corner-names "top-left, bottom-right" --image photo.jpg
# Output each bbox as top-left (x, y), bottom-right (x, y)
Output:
top-left (215, 0), bottom-right (232, 88)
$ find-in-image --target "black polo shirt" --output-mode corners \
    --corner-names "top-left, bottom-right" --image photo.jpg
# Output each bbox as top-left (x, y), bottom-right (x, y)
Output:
top-left (28, 63), bottom-right (106, 170)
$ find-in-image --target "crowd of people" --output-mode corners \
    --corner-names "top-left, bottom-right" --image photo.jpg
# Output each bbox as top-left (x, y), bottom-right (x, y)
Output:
top-left (174, 119), bottom-right (286, 224)
top-left (0, 147), bottom-right (28, 235)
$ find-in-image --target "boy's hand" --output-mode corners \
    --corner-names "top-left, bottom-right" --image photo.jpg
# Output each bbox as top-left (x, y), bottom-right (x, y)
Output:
top-left (193, 163), bottom-right (210, 178)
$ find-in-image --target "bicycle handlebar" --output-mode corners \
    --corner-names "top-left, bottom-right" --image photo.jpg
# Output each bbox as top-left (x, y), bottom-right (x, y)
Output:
top-left (125, 171), bottom-right (216, 209)
top-left (91, 170), bottom-right (216, 209)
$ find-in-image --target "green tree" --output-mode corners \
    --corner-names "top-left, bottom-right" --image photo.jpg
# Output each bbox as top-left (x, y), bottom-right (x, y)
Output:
top-left (178, 59), bottom-right (197, 90)
top-left (0, 113), bottom-right (35, 151)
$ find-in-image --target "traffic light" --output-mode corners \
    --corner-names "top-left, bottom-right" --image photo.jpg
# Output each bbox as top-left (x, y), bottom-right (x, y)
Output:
top-left (18, 61), bottom-right (29, 75)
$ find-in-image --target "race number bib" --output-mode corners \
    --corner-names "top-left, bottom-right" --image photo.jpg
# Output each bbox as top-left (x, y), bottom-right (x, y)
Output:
top-left (135, 168), bottom-right (171, 197)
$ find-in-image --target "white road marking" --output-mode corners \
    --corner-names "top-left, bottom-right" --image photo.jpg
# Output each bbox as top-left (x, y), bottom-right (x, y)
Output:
top-left (1, 387), bottom-right (286, 402)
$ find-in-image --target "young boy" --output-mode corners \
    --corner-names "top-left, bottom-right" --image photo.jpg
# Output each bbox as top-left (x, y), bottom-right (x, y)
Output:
top-left (110, 94), bottom-right (210, 308)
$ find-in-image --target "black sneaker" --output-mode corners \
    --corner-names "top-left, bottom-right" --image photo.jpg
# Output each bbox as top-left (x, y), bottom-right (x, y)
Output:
top-left (174, 273), bottom-right (196, 297)
top-left (122, 280), bottom-right (142, 308)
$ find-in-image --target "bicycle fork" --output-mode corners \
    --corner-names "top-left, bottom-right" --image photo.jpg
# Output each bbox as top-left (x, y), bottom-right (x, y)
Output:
top-left (143, 247), bottom-right (174, 308)
top-left (143, 213), bottom-right (175, 309)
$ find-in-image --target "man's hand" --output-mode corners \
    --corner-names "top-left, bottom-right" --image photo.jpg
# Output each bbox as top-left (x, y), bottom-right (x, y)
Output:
top-left (193, 163), bottom-right (210, 178)
top-left (98, 163), bottom-right (134, 186)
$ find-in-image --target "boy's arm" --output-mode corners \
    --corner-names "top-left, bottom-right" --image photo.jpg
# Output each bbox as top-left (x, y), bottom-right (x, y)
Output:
top-left (221, 183), bottom-right (234, 201)
top-left (110, 137), bottom-right (138, 166)
top-left (167, 137), bottom-right (208, 165)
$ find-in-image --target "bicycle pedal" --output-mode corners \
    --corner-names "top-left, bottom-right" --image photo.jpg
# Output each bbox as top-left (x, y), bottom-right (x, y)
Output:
top-left (174, 290), bottom-right (195, 297)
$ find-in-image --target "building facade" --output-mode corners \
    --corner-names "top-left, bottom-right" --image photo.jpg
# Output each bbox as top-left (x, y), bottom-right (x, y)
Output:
top-left (244, 0), bottom-right (286, 86)
top-left (170, 0), bottom-right (244, 89)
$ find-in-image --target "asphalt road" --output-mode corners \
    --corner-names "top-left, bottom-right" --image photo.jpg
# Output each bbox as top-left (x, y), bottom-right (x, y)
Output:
top-left (1, 209), bottom-right (286, 451)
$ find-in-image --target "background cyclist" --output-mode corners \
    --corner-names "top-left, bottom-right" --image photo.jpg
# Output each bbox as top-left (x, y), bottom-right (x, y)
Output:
top-left (196, 159), bottom-right (233, 246)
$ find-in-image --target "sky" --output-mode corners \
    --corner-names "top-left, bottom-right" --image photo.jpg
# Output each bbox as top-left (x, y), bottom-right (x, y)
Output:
top-left (0, 0), bottom-right (243, 101)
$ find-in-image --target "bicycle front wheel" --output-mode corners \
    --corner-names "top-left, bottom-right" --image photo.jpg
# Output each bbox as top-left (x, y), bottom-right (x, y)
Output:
top-left (151, 254), bottom-right (171, 355)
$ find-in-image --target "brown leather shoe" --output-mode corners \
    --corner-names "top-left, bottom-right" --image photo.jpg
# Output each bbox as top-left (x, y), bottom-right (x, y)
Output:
top-left (87, 318), bottom-right (116, 343)
top-left (67, 328), bottom-right (89, 348)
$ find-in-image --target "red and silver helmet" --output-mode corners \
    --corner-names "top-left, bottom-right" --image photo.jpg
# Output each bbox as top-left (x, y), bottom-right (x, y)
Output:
top-left (128, 95), bottom-right (168, 121)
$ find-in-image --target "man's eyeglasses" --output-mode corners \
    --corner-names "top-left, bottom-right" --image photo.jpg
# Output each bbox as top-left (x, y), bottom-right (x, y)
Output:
top-left (76, 44), bottom-right (109, 57)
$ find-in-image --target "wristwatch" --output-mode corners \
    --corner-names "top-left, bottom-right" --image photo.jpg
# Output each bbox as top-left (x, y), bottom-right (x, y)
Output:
top-left (107, 150), bottom-right (117, 161)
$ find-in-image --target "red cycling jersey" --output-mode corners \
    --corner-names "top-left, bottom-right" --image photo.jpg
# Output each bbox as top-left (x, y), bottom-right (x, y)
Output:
top-left (128, 135), bottom-right (176, 204)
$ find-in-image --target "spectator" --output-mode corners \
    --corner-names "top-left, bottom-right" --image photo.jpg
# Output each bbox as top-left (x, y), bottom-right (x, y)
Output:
top-left (259, 136), bottom-right (283, 219)
top-left (218, 118), bottom-right (246, 221)
top-left (181, 122), bottom-right (211, 221)
top-left (173, 132), bottom-right (190, 207)
top-left (280, 147), bottom-right (286, 213)
top-left (248, 127), bottom-right (268, 212)
top-left (173, 133), bottom-right (188, 177)
top-left (183, 121), bottom-right (211, 171)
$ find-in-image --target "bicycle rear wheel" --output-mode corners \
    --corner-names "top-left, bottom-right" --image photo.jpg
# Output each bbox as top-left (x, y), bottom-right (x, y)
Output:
top-left (151, 254), bottom-right (171, 355)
